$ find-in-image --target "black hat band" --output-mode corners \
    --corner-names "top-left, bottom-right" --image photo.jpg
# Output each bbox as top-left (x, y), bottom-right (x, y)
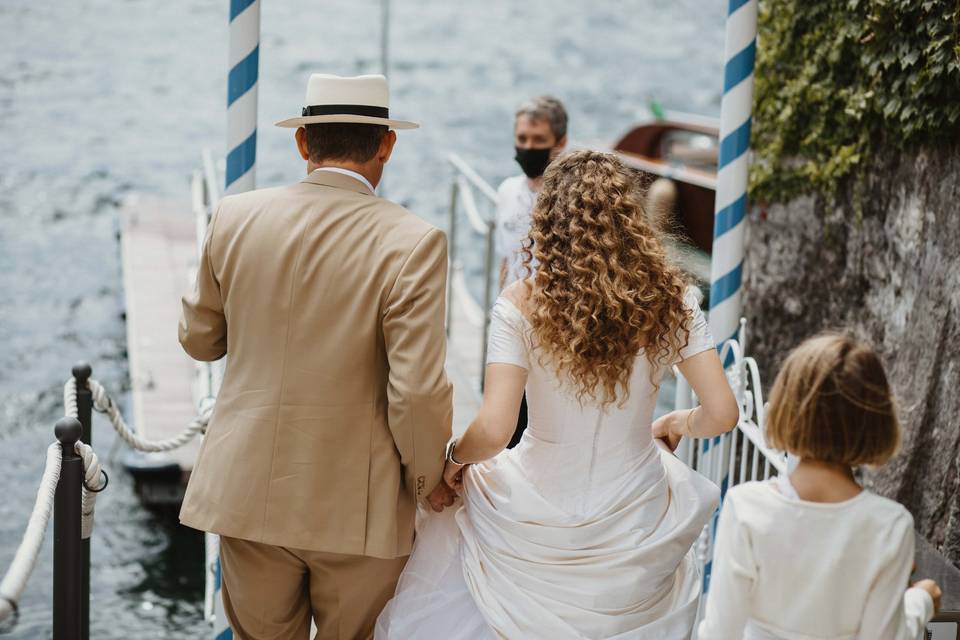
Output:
top-left (301, 104), bottom-right (390, 118)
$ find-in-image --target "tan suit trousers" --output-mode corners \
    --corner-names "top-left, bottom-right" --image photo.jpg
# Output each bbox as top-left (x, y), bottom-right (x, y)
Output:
top-left (219, 536), bottom-right (407, 640)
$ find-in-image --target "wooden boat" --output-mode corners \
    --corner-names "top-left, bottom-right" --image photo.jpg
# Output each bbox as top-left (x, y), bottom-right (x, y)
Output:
top-left (607, 112), bottom-right (719, 284)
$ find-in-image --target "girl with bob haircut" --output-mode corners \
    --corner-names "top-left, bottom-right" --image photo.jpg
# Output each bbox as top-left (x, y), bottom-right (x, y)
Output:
top-left (698, 333), bottom-right (942, 639)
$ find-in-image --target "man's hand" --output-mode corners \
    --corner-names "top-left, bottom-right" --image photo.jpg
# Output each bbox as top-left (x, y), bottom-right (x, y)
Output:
top-left (426, 481), bottom-right (457, 513)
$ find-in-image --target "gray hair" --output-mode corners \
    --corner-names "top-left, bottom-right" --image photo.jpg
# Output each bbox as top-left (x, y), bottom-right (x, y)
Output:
top-left (515, 96), bottom-right (568, 140)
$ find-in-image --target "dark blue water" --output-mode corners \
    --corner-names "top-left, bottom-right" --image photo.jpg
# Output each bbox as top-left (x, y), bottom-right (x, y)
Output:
top-left (0, 1), bottom-right (723, 636)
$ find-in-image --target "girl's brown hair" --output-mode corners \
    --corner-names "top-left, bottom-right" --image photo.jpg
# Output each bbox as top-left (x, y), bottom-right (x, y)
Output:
top-left (520, 150), bottom-right (691, 407)
top-left (765, 334), bottom-right (901, 466)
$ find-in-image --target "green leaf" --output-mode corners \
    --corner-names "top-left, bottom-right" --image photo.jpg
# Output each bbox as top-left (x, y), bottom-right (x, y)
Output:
top-left (749, 0), bottom-right (960, 206)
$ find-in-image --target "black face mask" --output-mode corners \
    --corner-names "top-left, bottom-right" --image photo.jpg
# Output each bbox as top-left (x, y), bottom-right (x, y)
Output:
top-left (514, 147), bottom-right (553, 178)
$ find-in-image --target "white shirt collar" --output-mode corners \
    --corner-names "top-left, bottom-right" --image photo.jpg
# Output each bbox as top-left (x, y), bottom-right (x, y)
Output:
top-left (311, 167), bottom-right (376, 194)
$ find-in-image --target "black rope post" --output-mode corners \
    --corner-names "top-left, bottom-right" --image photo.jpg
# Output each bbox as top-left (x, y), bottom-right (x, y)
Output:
top-left (54, 417), bottom-right (83, 640)
top-left (71, 363), bottom-right (92, 640)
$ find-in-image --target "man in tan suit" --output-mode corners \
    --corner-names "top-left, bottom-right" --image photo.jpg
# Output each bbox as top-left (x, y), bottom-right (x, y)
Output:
top-left (178, 74), bottom-right (453, 639)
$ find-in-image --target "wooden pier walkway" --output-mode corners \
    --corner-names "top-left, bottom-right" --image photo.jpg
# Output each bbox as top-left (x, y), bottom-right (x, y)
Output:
top-left (119, 195), bottom-right (201, 494)
top-left (119, 195), bottom-right (482, 502)
top-left (447, 292), bottom-right (484, 437)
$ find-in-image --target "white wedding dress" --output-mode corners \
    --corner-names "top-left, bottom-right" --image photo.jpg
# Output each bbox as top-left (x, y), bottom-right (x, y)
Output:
top-left (376, 293), bottom-right (719, 640)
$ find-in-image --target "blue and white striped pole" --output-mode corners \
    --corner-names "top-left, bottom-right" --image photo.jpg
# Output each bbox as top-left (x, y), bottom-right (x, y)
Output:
top-left (708, 0), bottom-right (757, 347)
top-left (208, 6), bottom-right (260, 638)
top-left (206, 533), bottom-right (232, 640)
top-left (701, 0), bottom-right (757, 592)
top-left (225, 0), bottom-right (260, 195)
top-left (700, 0), bottom-right (757, 597)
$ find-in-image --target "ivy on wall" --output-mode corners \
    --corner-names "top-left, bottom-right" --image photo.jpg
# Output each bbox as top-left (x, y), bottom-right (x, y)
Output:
top-left (749, 0), bottom-right (960, 206)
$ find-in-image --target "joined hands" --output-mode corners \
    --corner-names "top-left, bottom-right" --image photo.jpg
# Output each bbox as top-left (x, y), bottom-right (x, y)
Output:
top-left (426, 460), bottom-right (467, 513)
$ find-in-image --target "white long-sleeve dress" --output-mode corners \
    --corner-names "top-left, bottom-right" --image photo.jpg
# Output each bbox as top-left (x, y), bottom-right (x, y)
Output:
top-left (697, 474), bottom-right (934, 640)
top-left (376, 293), bottom-right (719, 639)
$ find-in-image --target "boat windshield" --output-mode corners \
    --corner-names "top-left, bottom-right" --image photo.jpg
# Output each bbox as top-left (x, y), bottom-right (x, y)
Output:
top-left (660, 130), bottom-right (718, 171)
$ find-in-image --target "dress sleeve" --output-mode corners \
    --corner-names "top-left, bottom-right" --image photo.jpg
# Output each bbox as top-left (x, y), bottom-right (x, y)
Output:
top-left (485, 299), bottom-right (530, 370)
top-left (696, 492), bottom-right (756, 639)
top-left (857, 511), bottom-right (934, 640)
top-left (677, 287), bottom-right (715, 362)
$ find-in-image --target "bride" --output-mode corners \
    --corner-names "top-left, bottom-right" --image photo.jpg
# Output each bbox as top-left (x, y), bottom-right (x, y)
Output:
top-left (376, 150), bottom-right (739, 639)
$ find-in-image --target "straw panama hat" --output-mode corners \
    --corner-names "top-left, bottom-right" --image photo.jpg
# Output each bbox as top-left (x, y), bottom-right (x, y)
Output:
top-left (275, 73), bottom-right (419, 130)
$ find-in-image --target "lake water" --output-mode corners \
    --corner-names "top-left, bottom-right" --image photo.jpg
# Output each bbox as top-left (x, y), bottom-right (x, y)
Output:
top-left (0, 0), bottom-right (724, 636)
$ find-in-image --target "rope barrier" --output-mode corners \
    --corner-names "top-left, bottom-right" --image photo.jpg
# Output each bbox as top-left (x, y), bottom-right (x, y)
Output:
top-left (76, 442), bottom-right (107, 540)
top-left (0, 377), bottom-right (211, 631)
top-left (0, 437), bottom-right (105, 629)
top-left (65, 378), bottom-right (211, 453)
top-left (0, 443), bottom-right (61, 629)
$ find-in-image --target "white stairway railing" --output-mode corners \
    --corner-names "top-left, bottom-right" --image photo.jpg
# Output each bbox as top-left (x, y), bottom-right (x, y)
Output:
top-left (678, 322), bottom-right (789, 596)
top-left (445, 153), bottom-right (500, 387)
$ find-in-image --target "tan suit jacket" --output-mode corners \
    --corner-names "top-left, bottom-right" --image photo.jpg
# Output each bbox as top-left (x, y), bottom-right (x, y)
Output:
top-left (178, 170), bottom-right (452, 559)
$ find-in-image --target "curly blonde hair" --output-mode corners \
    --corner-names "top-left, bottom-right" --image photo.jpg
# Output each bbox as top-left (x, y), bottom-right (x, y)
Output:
top-left (520, 150), bottom-right (692, 407)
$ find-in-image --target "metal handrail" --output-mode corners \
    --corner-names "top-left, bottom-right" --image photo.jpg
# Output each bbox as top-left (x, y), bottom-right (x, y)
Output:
top-left (673, 326), bottom-right (790, 597)
top-left (193, 150), bottom-right (226, 410)
top-left (193, 150), bottom-right (229, 631)
top-left (448, 153), bottom-right (499, 203)
top-left (451, 266), bottom-right (486, 327)
top-left (445, 153), bottom-right (500, 387)
top-left (201, 148), bottom-right (221, 212)
top-left (190, 171), bottom-right (208, 259)
top-left (457, 174), bottom-right (492, 235)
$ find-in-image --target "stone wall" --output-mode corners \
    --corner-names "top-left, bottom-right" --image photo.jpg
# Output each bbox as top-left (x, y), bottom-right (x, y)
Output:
top-left (743, 145), bottom-right (960, 566)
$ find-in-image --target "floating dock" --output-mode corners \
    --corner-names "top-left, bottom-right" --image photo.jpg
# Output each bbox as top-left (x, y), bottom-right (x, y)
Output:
top-left (118, 196), bottom-right (203, 504)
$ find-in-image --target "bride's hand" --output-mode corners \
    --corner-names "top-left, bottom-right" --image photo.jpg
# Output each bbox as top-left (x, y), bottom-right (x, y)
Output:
top-left (443, 460), bottom-right (466, 494)
top-left (651, 410), bottom-right (690, 452)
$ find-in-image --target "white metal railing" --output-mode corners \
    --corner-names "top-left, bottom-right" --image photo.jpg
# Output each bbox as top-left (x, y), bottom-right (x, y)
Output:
top-left (678, 320), bottom-right (789, 600)
top-left (445, 153), bottom-right (500, 385)
top-left (191, 150), bottom-right (227, 409)
top-left (192, 149), bottom-right (228, 632)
